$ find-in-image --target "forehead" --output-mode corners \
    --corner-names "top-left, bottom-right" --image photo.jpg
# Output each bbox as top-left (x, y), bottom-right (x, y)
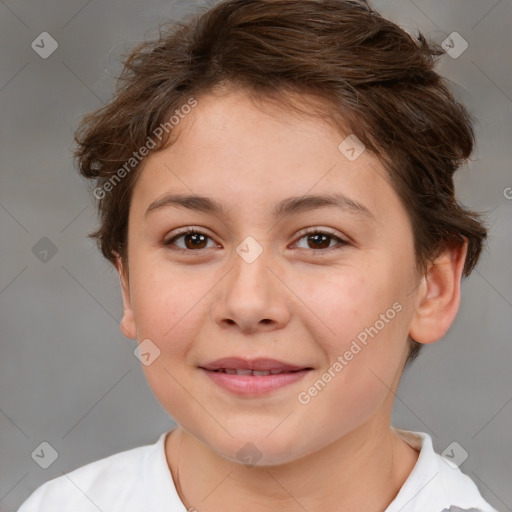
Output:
top-left (130, 90), bottom-right (402, 226)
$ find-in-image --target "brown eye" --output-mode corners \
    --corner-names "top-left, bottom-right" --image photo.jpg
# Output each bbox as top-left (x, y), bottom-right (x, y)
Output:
top-left (164, 229), bottom-right (216, 251)
top-left (294, 230), bottom-right (348, 251)
top-left (306, 233), bottom-right (331, 249)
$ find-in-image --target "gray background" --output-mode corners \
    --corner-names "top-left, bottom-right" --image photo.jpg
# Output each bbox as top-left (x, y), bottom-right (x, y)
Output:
top-left (1, 0), bottom-right (511, 510)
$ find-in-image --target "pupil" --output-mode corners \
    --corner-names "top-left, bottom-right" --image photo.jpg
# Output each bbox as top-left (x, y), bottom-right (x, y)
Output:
top-left (185, 233), bottom-right (207, 249)
top-left (309, 233), bottom-right (330, 249)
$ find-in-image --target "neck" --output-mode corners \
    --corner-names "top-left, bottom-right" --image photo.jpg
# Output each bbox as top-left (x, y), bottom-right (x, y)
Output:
top-left (165, 419), bottom-right (419, 512)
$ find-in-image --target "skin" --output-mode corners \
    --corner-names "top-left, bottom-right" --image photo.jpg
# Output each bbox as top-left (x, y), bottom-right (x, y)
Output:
top-left (115, 87), bottom-right (467, 511)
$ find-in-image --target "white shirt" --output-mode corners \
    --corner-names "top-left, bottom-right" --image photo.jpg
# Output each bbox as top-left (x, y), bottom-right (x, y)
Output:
top-left (17, 428), bottom-right (498, 512)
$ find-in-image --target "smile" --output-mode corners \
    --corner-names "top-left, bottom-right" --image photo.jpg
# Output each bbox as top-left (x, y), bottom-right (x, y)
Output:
top-left (209, 368), bottom-right (302, 376)
top-left (201, 368), bottom-right (311, 395)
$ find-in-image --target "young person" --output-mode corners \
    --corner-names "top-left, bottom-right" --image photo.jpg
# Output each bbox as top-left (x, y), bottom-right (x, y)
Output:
top-left (18, 1), bottom-right (497, 510)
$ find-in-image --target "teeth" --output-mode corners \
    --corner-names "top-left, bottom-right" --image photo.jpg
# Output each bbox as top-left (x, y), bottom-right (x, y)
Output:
top-left (214, 369), bottom-right (295, 375)
top-left (235, 369), bottom-right (253, 375)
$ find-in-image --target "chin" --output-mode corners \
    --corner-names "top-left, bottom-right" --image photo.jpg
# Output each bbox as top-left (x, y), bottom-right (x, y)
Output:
top-left (205, 429), bottom-right (307, 468)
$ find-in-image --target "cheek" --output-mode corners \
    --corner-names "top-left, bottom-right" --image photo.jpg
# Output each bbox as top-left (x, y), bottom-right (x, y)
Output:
top-left (296, 307), bottom-right (408, 447)
top-left (296, 261), bottom-right (409, 403)
top-left (129, 263), bottom-right (213, 418)
top-left (297, 261), bottom-right (401, 351)
top-left (128, 258), bottom-right (211, 357)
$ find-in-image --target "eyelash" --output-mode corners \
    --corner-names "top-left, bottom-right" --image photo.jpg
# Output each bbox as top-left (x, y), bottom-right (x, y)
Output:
top-left (162, 227), bottom-right (348, 254)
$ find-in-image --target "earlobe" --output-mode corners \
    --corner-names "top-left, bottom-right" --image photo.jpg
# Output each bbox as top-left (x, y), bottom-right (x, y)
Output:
top-left (115, 256), bottom-right (137, 340)
top-left (409, 239), bottom-right (468, 345)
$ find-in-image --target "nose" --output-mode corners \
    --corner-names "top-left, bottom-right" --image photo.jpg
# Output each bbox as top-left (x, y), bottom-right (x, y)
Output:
top-left (210, 245), bottom-right (291, 334)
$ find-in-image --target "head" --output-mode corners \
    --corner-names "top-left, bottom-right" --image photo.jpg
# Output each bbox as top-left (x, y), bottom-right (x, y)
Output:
top-left (74, 0), bottom-right (487, 464)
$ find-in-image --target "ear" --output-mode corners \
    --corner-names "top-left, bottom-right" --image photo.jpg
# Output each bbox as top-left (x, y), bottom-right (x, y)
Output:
top-left (114, 256), bottom-right (137, 340)
top-left (409, 239), bottom-right (468, 345)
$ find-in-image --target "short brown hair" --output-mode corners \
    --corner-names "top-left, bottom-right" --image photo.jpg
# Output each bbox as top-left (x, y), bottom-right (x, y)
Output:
top-left (73, 0), bottom-right (487, 365)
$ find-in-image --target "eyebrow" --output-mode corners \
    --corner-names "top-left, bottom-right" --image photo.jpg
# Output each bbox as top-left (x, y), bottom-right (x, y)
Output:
top-left (145, 192), bottom-right (375, 220)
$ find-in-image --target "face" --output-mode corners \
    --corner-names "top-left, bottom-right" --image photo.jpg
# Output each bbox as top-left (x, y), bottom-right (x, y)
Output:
top-left (117, 88), bottom-right (421, 465)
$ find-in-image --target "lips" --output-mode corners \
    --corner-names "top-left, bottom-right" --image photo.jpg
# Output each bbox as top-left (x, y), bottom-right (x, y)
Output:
top-left (200, 358), bottom-right (313, 395)
top-left (210, 368), bottom-right (297, 376)
top-left (199, 357), bottom-right (311, 374)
